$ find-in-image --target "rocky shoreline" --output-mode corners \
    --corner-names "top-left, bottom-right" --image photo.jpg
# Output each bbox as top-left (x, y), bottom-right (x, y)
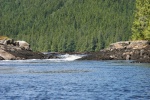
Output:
top-left (0, 37), bottom-right (150, 63)
top-left (80, 40), bottom-right (150, 63)
top-left (0, 38), bottom-right (45, 60)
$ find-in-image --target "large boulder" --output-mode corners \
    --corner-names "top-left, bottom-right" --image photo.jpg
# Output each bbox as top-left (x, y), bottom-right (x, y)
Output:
top-left (0, 56), bottom-right (4, 60)
top-left (109, 41), bottom-right (130, 50)
top-left (80, 40), bottom-right (150, 63)
top-left (108, 40), bottom-right (150, 50)
top-left (0, 40), bottom-right (5, 44)
top-left (0, 39), bottom-right (17, 47)
top-left (16, 41), bottom-right (31, 50)
top-left (0, 36), bottom-right (45, 60)
top-left (127, 40), bottom-right (150, 49)
top-left (0, 44), bottom-right (45, 60)
top-left (0, 37), bottom-right (45, 60)
top-left (0, 49), bottom-right (16, 60)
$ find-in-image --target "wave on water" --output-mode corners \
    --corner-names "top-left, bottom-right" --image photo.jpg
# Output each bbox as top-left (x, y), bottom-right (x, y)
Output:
top-left (0, 54), bottom-right (85, 63)
top-left (48, 54), bottom-right (85, 62)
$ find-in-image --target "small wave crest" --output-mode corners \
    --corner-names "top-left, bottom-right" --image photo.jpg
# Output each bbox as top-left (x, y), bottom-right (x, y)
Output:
top-left (0, 54), bottom-right (85, 63)
top-left (59, 54), bottom-right (83, 61)
top-left (47, 54), bottom-right (85, 62)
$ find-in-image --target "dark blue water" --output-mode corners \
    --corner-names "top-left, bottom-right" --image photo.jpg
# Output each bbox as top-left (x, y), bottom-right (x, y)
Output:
top-left (0, 59), bottom-right (150, 100)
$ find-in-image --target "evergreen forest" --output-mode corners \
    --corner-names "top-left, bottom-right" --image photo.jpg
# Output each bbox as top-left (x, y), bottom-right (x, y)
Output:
top-left (0, 0), bottom-right (136, 52)
top-left (131, 0), bottom-right (150, 41)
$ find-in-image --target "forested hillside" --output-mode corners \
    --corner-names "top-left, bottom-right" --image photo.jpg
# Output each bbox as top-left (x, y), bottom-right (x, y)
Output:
top-left (132, 0), bottom-right (150, 41)
top-left (0, 0), bottom-right (136, 52)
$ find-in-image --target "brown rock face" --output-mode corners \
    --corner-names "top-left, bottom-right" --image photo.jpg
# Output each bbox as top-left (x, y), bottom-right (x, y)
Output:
top-left (0, 49), bottom-right (16, 60)
top-left (80, 41), bottom-right (150, 63)
top-left (0, 39), bottom-right (45, 60)
top-left (0, 56), bottom-right (4, 60)
top-left (108, 40), bottom-right (150, 50)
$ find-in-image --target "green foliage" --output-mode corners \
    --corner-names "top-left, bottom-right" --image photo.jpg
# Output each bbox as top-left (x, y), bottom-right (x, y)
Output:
top-left (132, 0), bottom-right (150, 40)
top-left (0, 0), bottom-right (136, 52)
top-left (0, 36), bottom-right (10, 40)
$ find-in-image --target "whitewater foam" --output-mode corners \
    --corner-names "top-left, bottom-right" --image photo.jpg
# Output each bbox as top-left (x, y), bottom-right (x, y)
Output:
top-left (47, 54), bottom-right (85, 62)
top-left (0, 54), bottom-right (85, 63)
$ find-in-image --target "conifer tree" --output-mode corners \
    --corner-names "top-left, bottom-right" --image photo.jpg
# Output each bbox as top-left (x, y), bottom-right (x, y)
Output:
top-left (132, 0), bottom-right (150, 40)
top-left (0, 0), bottom-right (136, 52)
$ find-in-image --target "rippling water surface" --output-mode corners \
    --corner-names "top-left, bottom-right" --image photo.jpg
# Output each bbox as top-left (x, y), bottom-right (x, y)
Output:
top-left (0, 58), bottom-right (150, 100)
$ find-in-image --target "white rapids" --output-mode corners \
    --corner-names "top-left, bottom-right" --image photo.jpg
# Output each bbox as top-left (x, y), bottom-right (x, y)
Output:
top-left (0, 54), bottom-right (86, 63)
top-left (48, 54), bottom-right (85, 62)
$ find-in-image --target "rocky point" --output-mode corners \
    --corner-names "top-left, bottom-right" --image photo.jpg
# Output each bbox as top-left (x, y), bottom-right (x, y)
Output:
top-left (80, 40), bottom-right (150, 63)
top-left (0, 37), bottom-right (45, 60)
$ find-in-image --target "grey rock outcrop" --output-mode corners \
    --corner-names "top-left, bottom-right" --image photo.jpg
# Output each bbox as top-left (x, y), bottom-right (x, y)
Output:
top-left (108, 40), bottom-right (150, 50)
top-left (80, 40), bottom-right (150, 63)
top-left (15, 41), bottom-right (31, 50)
top-left (0, 49), bottom-right (16, 60)
top-left (0, 56), bottom-right (4, 60)
top-left (0, 38), bottom-right (31, 50)
top-left (0, 38), bottom-right (45, 60)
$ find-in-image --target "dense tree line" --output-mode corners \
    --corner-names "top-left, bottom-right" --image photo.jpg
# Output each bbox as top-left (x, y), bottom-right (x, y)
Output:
top-left (0, 0), bottom-right (136, 52)
top-left (132, 0), bottom-right (150, 41)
